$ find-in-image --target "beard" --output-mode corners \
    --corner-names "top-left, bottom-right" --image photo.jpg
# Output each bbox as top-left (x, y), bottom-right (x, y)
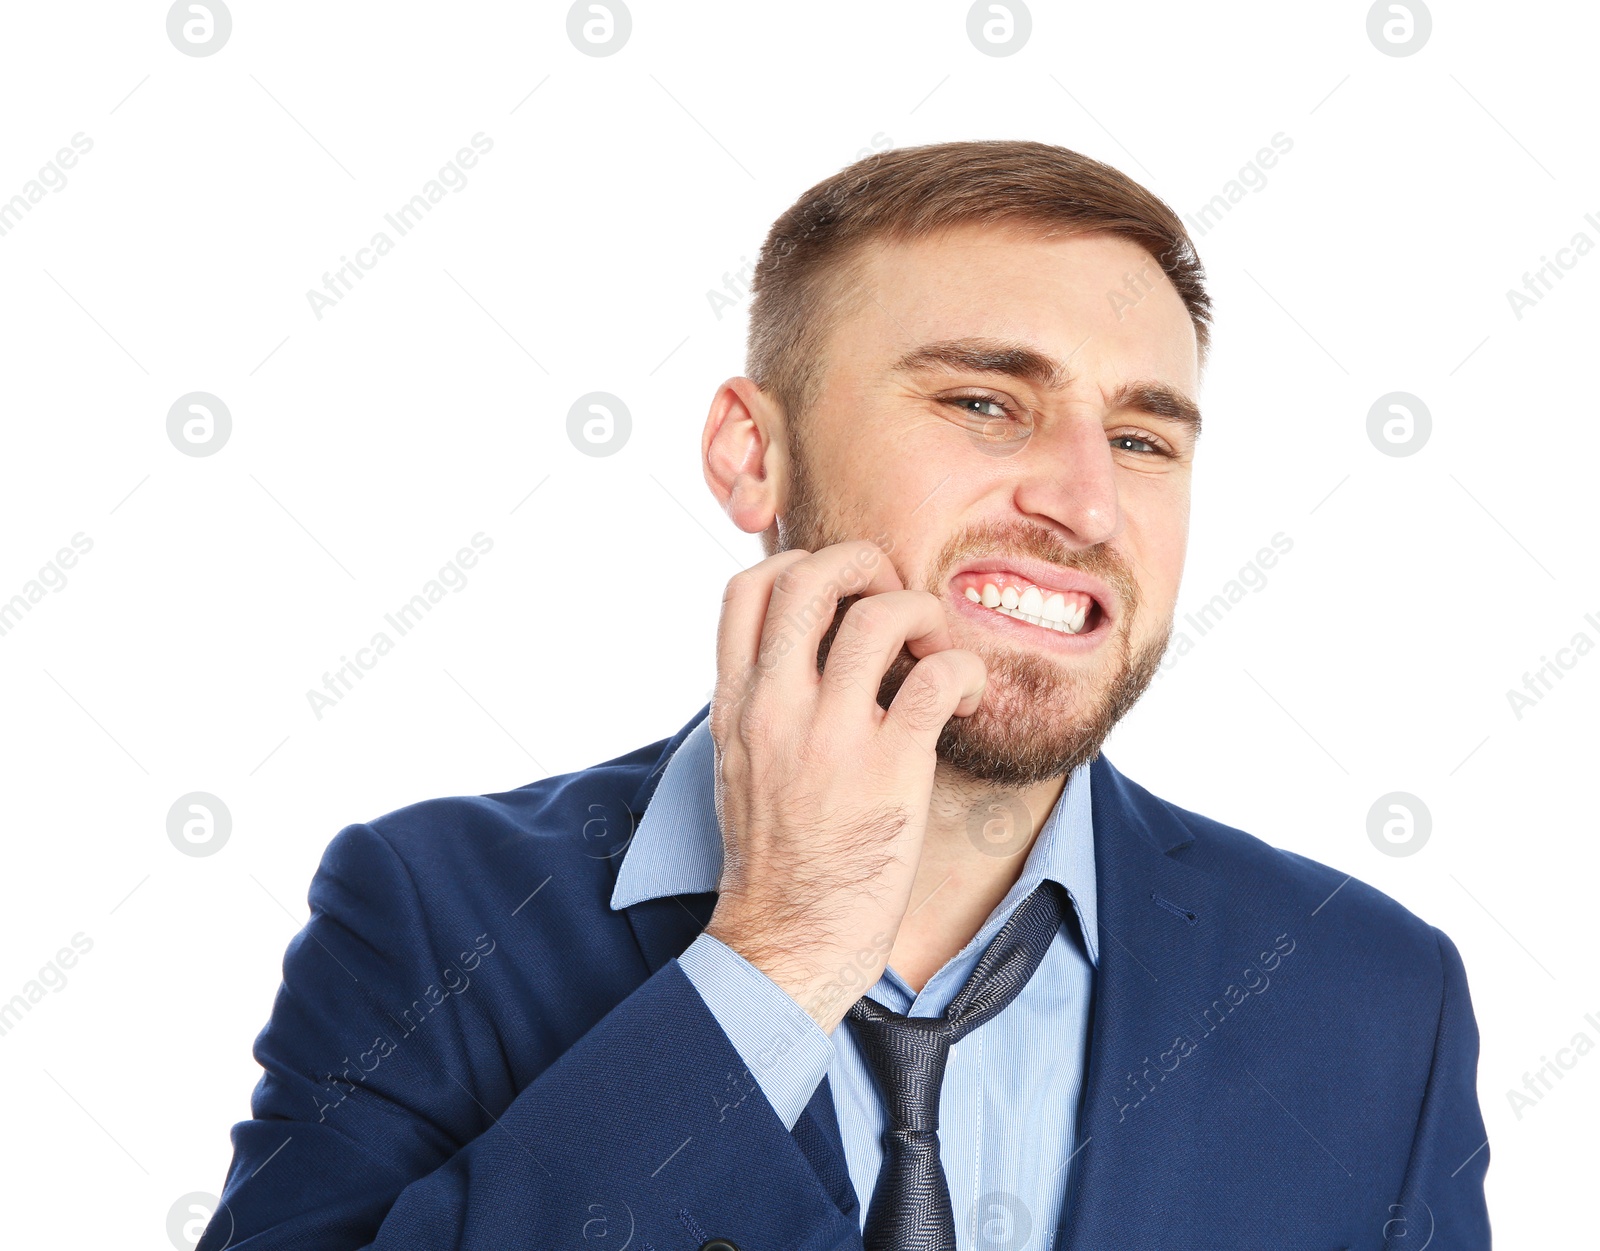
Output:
top-left (778, 434), bottom-right (1172, 790)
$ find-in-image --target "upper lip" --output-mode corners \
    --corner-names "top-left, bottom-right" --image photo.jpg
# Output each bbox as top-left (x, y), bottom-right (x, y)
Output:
top-left (948, 555), bottom-right (1119, 622)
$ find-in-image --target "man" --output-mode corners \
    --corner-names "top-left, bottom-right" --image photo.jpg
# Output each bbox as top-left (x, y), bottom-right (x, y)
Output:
top-left (200, 140), bottom-right (1490, 1250)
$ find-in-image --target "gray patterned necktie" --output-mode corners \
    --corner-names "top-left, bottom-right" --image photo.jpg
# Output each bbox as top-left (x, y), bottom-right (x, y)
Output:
top-left (845, 879), bottom-right (1071, 1251)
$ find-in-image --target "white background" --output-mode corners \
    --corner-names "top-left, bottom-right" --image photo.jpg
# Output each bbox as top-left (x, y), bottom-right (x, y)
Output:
top-left (0, 1), bottom-right (1594, 1246)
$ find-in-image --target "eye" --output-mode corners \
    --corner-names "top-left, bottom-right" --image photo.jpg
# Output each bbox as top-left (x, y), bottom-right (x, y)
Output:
top-left (939, 392), bottom-right (1029, 429)
top-left (940, 392), bottom-right (1033, 455)
top-left (947, 395), bottom-right (1010, 421)
top-left (1110, 430), bottom-right (1172, 456)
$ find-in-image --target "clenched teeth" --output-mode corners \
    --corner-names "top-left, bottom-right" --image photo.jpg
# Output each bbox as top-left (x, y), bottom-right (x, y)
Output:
top-left (964, 583), bottom-right (1091, 634)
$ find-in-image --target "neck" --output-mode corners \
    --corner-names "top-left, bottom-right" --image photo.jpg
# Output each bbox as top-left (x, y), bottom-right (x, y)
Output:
top-left (887, 763), bottom-right (1068, 993)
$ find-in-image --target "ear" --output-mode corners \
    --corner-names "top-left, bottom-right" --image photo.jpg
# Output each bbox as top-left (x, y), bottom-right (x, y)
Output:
top-left (702, 376), bottom-right (789, 542)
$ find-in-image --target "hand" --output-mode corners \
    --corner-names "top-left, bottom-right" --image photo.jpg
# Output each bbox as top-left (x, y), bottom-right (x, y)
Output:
top-left (702, 541), bottom-right (987, 1034)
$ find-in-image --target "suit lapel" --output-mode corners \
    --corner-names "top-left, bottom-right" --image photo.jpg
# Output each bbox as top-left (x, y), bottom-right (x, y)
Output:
top-left (621, 890), bottom-right (717, 975)
top-left (1056, 754), bottom-right (1233, 1248)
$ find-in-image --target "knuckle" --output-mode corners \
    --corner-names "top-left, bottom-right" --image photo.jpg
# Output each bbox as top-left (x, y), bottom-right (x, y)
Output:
top-left (724, 567), bottom-right (759, 606)
top-left (772, 564), bottom-right (808, 599)
top-left (711, 683), bottom-right (752, 743)
top-left (843, 595), bottom-right (893, 636)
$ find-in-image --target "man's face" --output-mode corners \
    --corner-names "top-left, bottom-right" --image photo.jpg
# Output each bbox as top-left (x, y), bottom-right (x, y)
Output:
top-left (778, 223), bottom-right (1200, 788)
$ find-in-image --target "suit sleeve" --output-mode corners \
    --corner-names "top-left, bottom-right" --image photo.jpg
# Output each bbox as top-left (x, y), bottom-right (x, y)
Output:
top-left (676, 930), bottom-right (836, 1131)
top-left (197, 821), bottom-right (862, 1251)
top-left (1385, 926), bottom-right (1492, 1249)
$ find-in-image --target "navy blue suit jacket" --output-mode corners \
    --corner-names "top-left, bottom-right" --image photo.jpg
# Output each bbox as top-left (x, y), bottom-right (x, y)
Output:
top-left (199, 704), bottom-right (1490, 1249)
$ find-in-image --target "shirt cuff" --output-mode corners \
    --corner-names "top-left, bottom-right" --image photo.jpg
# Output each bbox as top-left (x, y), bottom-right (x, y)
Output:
top-left (676, 930), bottom-right (836, 1131)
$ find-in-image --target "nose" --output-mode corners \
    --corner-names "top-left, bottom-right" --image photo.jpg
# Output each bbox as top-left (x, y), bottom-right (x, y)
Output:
top-left (1009, 411), bottom-right (1122, 548)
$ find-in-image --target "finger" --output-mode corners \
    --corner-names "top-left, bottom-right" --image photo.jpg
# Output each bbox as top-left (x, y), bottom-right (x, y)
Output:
top-left (755, 541), bottom-right (905, 694)
top-left (712, 550), bottom-right (813, 733)
top-left (716, 550), bottom-right (811, 678)
top-left (814, 590), bottom-right (955, 719)
top-left (880, 648), bottom-right (988, 752)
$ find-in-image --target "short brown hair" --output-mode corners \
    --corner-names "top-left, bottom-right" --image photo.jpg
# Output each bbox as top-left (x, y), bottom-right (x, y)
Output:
top-left (745, 139), bottom-right (1211, 429)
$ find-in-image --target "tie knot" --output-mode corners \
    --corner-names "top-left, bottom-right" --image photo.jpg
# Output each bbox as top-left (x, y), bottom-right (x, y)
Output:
top-left (846, 999), bottom-right (956, 1133)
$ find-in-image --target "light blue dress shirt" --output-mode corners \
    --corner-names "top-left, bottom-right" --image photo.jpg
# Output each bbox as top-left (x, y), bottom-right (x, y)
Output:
top-left (609, 718), bottom-right (1099, 1248)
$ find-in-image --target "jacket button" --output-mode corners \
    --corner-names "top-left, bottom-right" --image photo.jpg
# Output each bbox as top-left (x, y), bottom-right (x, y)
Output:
top-left (699, 1242), bottom-right (739, 1251)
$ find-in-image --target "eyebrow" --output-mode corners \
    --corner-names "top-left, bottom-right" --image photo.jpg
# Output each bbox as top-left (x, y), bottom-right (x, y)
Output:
top-left (890, 336), bottom-right (1202, 438)
top-left (892, 337), bottom-right (1072, 391)
top-left (1110, 381), bottom-right (1203, 438)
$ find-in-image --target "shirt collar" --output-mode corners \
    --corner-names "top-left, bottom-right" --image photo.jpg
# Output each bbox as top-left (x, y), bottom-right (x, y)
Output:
top-left (610, 716), bottom-right (1099, 966)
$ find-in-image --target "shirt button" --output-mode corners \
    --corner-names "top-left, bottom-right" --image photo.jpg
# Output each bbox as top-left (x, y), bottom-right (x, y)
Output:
top-left (699, 1241), bottom-right (739, 1251)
